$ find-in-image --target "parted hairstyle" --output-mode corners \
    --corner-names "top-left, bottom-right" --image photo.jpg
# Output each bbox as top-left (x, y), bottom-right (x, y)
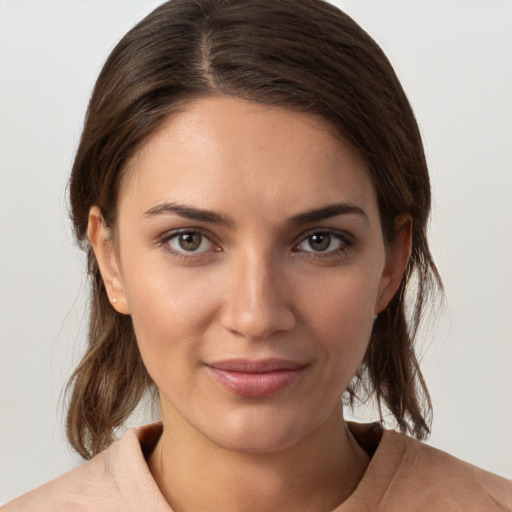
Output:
top-left (67, 0), bottom-right (442, 459)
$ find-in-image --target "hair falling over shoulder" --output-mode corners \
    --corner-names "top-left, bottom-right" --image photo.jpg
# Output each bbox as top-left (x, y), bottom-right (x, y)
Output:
top-left (66, 0), bottom-right (442, 459)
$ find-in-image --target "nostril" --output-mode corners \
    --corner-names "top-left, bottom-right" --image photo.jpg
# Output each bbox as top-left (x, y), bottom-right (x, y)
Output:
top-left (220, 258), bottom-right (296, 339)
top-left (220, 300), bottom-right (296, 341)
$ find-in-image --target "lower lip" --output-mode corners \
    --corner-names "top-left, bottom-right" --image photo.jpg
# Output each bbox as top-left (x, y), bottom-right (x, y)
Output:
top-left (206, 367), bottom-right (306, 398)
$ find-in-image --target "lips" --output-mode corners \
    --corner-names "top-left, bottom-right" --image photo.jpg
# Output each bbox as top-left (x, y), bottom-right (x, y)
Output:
top-left (205, 359), bottom-right (307, 398)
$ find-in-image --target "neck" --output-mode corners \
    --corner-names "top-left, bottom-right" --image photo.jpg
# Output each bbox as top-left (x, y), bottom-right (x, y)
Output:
top-left (148, 404), bottom-right (370, 512)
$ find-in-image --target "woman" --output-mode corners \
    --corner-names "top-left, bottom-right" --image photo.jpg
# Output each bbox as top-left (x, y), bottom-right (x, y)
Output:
top-left (4, 0), bottom-right (511, 510)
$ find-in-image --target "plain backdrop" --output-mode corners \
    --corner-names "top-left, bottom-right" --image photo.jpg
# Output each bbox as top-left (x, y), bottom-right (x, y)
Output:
top-left (1, 0), bottom-right (511, 503)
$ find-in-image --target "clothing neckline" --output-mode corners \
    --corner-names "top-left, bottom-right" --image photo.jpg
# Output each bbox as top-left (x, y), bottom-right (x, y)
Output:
top-left (124, 420), bottom-right (401, 511)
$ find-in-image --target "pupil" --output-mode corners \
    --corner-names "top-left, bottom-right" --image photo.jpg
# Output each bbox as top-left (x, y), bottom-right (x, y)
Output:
top-left (179, 233), bottom-right (201, 251)
top-left (310, 233), bottom-right (330, 251)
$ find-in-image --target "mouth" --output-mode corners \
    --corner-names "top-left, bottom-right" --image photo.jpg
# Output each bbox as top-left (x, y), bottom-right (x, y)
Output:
top-left (204, 358), bottom-right (308, 398)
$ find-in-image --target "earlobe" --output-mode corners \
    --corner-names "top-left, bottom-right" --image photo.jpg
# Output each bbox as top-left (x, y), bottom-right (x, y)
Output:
top-left (87, 206), bottom-right (130, 315)
top-left (375, 215), bottom-right (412, 314)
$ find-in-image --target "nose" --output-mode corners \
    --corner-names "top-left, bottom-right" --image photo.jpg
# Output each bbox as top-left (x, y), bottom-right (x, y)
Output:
top-left (220, 251), bottom-right (296, 341)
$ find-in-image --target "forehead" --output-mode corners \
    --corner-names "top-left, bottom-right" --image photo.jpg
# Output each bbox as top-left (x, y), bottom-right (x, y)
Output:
top-left (120, 96), bottom-right (377, 222)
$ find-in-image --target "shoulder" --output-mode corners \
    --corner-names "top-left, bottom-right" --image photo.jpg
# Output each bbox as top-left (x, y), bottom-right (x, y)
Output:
top-left (347, 423), bottom-right (512, 511)
top-left (2, 423), bottom-right (170, 512)
top-left (2, 445), bottom-right (120, 512)
top-left (400, 433), bottom-right (511, 510)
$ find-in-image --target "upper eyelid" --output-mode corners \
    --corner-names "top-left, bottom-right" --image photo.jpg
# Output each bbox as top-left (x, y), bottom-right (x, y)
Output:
top-left (293, 227), bottom-right (352, 244)
top-left (158, 227), bottom-right (216, 243)
top-left (157, 227), bottom-right (353, 250)
top-left (158, 229), bottom-right (220, 259)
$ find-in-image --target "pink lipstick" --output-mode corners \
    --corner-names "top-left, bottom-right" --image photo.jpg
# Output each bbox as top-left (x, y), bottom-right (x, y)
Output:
top-left (205, 359), bottom-right (307, 398)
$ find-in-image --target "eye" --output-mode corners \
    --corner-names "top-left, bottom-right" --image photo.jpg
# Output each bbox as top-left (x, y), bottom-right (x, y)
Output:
top-left (166, 231), bottom-right (214, 254)
top-left (295, 231), bottom-right (348, 253)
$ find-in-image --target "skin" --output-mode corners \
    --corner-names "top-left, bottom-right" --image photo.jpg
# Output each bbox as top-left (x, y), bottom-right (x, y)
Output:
top-left (89, 96), bottom-right (411, 511)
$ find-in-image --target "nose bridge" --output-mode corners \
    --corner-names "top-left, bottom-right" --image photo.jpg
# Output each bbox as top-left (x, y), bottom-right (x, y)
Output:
top-left (221, 244), bottom-right (295, 340)
top-left (243, 249), bottom-right (275, 311)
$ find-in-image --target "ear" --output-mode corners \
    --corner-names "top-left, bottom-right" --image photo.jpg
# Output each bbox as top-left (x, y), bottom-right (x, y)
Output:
top-left (375, 214), bottom-right (412, 314)
top-left (87, 205), bottom-right (130, 315)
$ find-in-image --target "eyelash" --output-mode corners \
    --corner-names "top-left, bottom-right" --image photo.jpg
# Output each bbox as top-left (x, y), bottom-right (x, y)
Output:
top-left (157, 228), bottom-right (353, 260)
top-left (158, 228), bottom-right (219, 260)
top-left (293, 229), bottom-right (353, 259)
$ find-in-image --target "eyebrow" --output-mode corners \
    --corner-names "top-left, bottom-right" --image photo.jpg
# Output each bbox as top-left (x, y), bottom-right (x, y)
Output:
top-left (144, 201), bottom-right (369, 226)
top-left (144, 202), bottom-right (233, 225)
top-left (288, 203), bottom-right (369, 225)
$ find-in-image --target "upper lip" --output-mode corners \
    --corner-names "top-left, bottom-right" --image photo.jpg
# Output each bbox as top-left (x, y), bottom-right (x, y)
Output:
top-left (206, 358), bottom-right (307, 373)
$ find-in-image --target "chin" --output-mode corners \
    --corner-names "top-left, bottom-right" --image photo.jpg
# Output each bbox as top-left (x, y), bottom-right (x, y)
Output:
top-left (208, 425), bottom-right (305, 454)
top-left (194, 402), bottom-right (331, 455)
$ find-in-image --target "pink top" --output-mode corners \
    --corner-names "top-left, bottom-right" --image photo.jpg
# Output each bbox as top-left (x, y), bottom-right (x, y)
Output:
top-left (4, 422), bottom-right (512, 511)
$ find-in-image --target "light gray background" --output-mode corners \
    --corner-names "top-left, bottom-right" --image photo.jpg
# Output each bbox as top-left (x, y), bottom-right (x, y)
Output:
top-left (1, 0), bottom-right (511, 503)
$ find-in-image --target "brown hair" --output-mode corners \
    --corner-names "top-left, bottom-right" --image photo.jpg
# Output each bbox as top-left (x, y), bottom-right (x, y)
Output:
top-left (67, 0), bottom-right (442, 459)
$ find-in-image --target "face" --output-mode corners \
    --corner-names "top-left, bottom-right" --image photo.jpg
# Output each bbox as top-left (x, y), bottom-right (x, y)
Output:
top-left (90, 97), bottom-right (409, 453)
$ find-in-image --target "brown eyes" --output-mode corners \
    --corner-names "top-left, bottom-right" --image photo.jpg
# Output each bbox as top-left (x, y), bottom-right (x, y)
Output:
top-left (295, 233), bottom-right (346, 253)
top-left (162, 229), bottom-right (351, 257)
top-left (167, 232), bottom-right (214, 253)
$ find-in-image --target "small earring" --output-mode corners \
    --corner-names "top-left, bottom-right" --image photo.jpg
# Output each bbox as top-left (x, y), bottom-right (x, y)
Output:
top-left (112, 298), bottom-right (117, 304)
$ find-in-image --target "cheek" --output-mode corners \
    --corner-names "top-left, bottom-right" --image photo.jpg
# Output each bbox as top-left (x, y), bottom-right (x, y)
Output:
top-left (119, 249), bottom-right (220, 377)
top-left (301, 262), bottom-right (382, 366)
top-left (307, 262), bottom-right (381, 322)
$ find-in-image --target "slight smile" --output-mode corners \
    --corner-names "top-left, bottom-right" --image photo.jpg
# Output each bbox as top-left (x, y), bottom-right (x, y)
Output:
top-left (205, 359), bottom-right (309, 398)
